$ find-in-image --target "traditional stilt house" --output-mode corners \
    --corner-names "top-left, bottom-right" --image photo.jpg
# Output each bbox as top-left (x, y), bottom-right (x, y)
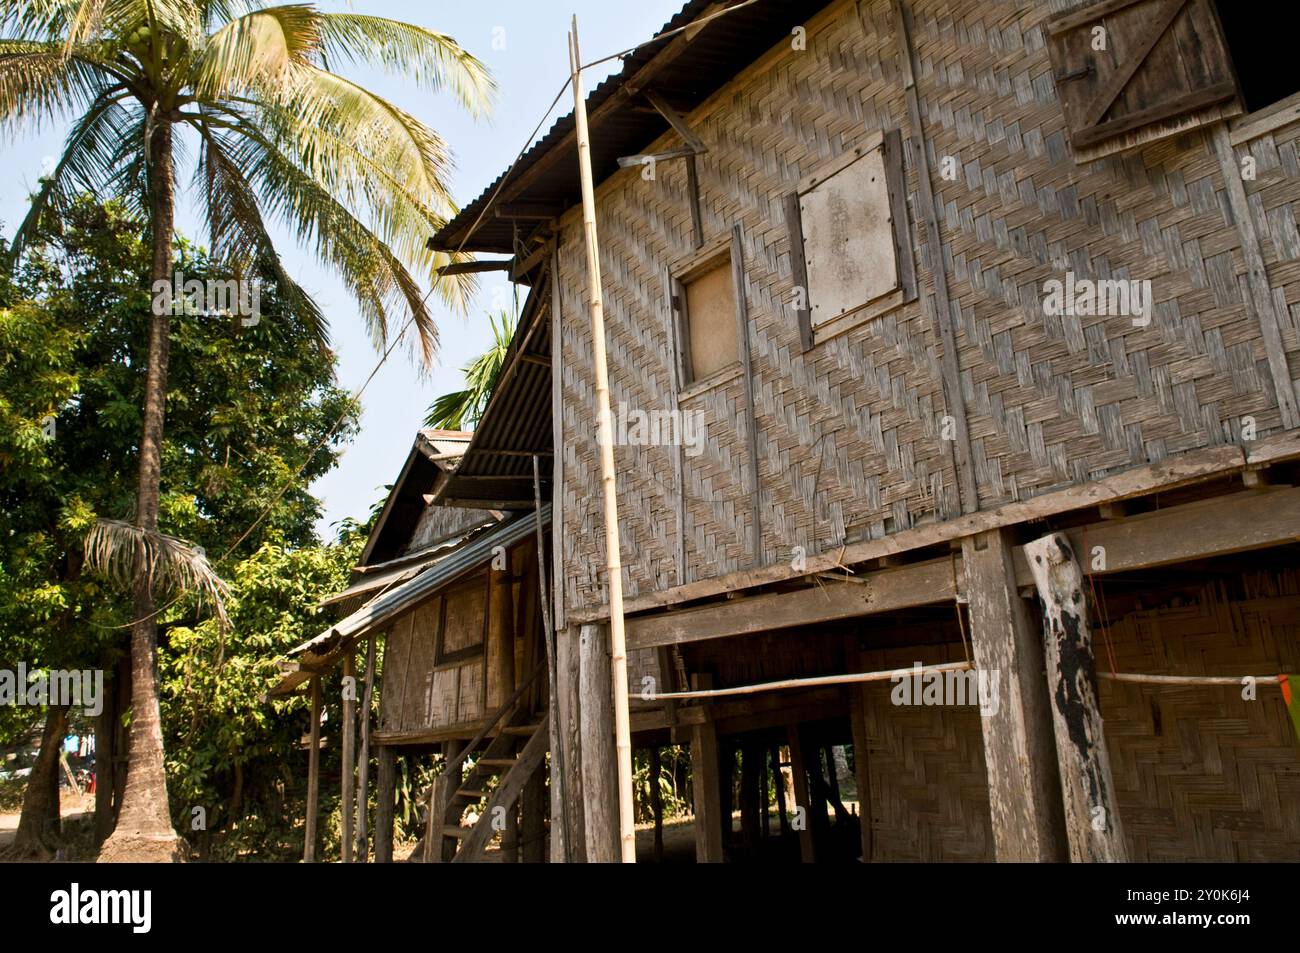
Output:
top-left (269, 427), bottom-right (555, 863)
top-left (427, 0), bottom-right (1300, 863)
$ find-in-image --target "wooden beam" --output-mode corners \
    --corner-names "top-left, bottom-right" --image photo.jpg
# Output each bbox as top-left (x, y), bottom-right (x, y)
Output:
top-left (569, 443), bottom-right (1249, 625)
top-left (786, 726), bottom-right (815, 863)
top-left (849, 689), bottom-right (873, 863)
top-left (436, 259), bottom-right (511, 276)
top-left (1012, 486), bottom-right (1300, 587)
top-left (962, 529), bottom-right (1066, 862)
top-left (579, 622), bottom-right (619, 862)
top-left (627, 558), bottom-right (955, 649)
top-left (1025, 533), bottom-right (1128, 863)
top-left (374, 745), bottom-right (396, 863)
top-left (616, 146), bottom-right (696, 168)
top-left (644, 89), bottom-right (707, 153)
top-left (690, 718), bottom-right (724, 863)
top-left (731, 225), bottom-right (763, 568)
top-left (341, 655), bottom-right (356, 864)
top-left (355, 634), bottom-right (375, 861)
top-left (303, 676), bottom-right (322, 863)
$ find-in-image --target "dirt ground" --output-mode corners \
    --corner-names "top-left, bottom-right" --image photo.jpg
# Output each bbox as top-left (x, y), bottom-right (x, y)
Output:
top-left (0, 792), bottom-right (94, 849)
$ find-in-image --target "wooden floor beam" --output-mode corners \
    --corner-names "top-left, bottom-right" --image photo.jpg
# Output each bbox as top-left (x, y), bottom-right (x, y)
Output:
top-left (962, 528), bottom-right (1067, 862)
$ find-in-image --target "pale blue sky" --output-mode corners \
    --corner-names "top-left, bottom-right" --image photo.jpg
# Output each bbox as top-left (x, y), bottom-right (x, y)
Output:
top-left (1, 0), bottom-right (683, 538)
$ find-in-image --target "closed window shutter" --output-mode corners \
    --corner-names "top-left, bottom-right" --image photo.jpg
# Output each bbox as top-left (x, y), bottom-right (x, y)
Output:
top-left (1046, 0), bottom-right (1241, 160)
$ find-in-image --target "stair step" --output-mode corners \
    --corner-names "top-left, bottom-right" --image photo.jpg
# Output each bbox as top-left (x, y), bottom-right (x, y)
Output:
top-left (476, 758), bottom-right (517, 769)
top-left (457, 788), bottom-right (491, 800)
top-left (502, 723), bottom-right (542, 736)
top-left (442, 825), bottom-right (471, 839)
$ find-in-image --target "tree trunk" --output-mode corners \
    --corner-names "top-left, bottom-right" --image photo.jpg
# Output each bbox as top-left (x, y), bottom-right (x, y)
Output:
top-left (99, 119), bottom-right (185, 863)
top-left (9, 705), bottom-right (70, 859)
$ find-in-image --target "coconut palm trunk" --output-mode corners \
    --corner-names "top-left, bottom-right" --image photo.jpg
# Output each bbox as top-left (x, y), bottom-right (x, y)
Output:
top-left (101, 120), bottom-right (182, 861)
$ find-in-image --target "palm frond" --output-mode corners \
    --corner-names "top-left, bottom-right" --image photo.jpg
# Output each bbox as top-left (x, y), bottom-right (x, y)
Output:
top-left (192, 2), bottom-right (317, 98)
top-left (314, 13), bottom-right (494, 117)
top-left (84, 518), bottom-right (230, 628)
top-left (0, 42), bottom-right (118, 128)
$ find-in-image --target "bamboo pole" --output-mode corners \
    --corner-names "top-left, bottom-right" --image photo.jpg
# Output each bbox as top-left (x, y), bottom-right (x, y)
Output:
top-left (569, 17), bottom-right (636, 863)
top-left (533, 455), bottom-right (571, 861)
top-left (304, 675), bottom-right (321, 864)
top-left (647, 661), bottom-right (974, 700)
top-left (356, 633), bottom-right (375, 861)
top-left (341, 654), bottom-right (355, 863)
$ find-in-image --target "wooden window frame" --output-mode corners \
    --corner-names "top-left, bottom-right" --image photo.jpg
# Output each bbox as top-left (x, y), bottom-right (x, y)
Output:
top-left (432, 572), bottom-right (489, 666)
top-left (784, 128), bottom-right (916, 353)
top-left (670, 235), bottom-right (742, 397)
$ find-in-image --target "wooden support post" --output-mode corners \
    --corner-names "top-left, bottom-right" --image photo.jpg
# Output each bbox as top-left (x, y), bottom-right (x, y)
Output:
top-left (850, 689), bottom-right (873, 862)
top-left (341, 655), bottom-right (355, 863)
top-left (375, 746), bottom-right (396, 863)
top-left (962, 528), bottom-right (1067, 861)
top-left (1025, 532), bottom-right (1128, 863)
top-left (522, 759), bottom-right (547, 863)
top-left (488, 557), bottom-right (517, 711)
top-left (772, 746), bottom-right (790, 836)
top-left (440, 739), bottom-right (465, 863)
top-left (690, 718), bottom-right (724, 863)
top-left (502, 801), bottom-right (520, 863)
top-left (786, 726), bottom-right (815, 863)
top-left (556, 625), bottom-right (586, 860)
top-left (303, 675), bottom-right (321, 864)
top-left (579, 622), bottom-right (619, 862)
top-left (649, 745), bottom-right (664, 862)
top-left (569, 17), bottom-right (636, 862)
top-left (740, 740), bottom-right (761, 850)
top-left (356, 634), bottom-right (375, 862)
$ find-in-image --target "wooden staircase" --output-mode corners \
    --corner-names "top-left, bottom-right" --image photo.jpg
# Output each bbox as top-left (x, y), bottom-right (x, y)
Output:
top-left (421, 668), bottom-right (548, 863)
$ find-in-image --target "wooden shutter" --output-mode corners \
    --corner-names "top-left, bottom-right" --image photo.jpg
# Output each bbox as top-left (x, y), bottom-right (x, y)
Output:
top-left (1046, 0), bottom-right (1241, 161)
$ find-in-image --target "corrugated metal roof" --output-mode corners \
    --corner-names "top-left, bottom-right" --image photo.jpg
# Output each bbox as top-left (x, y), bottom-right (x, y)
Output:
top-left (430, 0), bottom-right (834, 255)
top-left (267, 506), bottom-right (551, 698)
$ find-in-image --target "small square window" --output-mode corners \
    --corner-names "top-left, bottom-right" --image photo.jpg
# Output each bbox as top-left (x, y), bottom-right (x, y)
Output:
top-left (673, 247), bottom-right (739, 388)
top-left (434, 573), bottom-right (488, 665)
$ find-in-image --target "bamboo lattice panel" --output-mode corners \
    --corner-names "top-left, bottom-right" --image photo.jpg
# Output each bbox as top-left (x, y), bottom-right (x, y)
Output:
top-left (1099, 578), bottom-right (1300, 862)
top-left (556, 0), bottom-right (1292, 616)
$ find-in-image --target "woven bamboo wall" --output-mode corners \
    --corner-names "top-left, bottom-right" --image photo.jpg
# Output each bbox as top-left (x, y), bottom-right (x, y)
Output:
top-left (1099, 575), bottom-right (1300, 862)
top-left (556, 0), bottom-right (1294, 614)
top-left (858, 641), bottom-right (994, 862)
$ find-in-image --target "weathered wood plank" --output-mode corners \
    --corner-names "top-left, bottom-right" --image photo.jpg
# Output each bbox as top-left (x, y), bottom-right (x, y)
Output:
top-left (627, 558), bottom-right (955, 649)
top-left (1025, 533), bottom-right (1127, 863)
top-left (962, 529), bottom-right (1066, 862)
top-left (690, 718), bottom-right (724, 863)
top-left (579, 623), bottom-right (619, 862)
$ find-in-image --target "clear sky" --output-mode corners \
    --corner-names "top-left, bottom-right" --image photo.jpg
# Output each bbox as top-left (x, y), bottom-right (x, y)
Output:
top-left (1, 0), bottom-right (684, 538)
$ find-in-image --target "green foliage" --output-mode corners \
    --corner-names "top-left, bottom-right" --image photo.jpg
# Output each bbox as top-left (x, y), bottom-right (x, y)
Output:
top-left (425, 309), bottom-right (516, 430)
top-left (160, 523), bottom-right (364, 861)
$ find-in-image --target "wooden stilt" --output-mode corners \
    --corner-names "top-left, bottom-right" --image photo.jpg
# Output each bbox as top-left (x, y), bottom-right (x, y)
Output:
top-left (303, 675), bottom-right (321, 864)
top-left (579, 622), bottom-right (619, 862)
top-left (375, 746), bottom-right (396, 863)
top-left (650, 745), bottom-right (664, 862)
top-left (341, 655), bottom-right (355, 863)
top-left (1025, 531), bottom-right (1128, 863)
top-left (440, 739), bottom-right (465, 863)
top-left (740, 740), bottom-right (761, 850)
top-left (556, 626), bottom-right (586, 860)
top-left (690, 719), bottom-right (724, 863)
top-left (521, 759), bottom-right (547, 863)
top-left (772, 746), bottom-right (789, 836)
top-left (786, 726), bottom-right (815, 863)
top-left (850, 689), bottom-right (874, 862)
top-left (962, 528), bottom-right (1067, 861)
top-left (356, 634), bottom-right (375, 862)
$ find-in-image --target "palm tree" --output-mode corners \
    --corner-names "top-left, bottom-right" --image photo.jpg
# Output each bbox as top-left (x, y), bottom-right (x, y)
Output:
top-left (425, 309), bottom-right (515, 431)
top-left (1, 0), bottom-right (492, 861)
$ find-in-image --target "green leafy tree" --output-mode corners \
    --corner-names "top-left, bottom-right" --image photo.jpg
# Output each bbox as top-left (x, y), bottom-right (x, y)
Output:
top-left (1, 0), bottom-right (492, 860)
top-left (425, 309), bottom-right (516, 431)
top-left (0, 199), bottom-right (357, 856)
